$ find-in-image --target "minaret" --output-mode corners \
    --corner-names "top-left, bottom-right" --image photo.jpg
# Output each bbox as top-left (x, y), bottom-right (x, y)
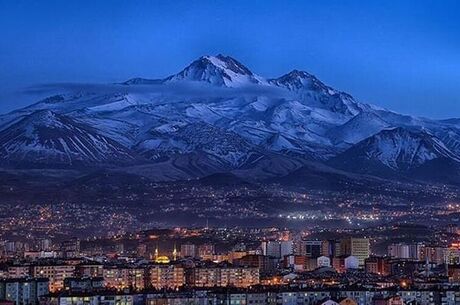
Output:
top-left (425, 256), bottom-right (429, 279)
top-left (154, 244), bottom-right (159, 260)
top-left (445, 252), bottom-right (449, 277)
top-left (173, 243), bottom-right (177, 261)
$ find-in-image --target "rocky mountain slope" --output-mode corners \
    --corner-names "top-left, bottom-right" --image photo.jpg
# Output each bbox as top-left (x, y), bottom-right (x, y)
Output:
top-left (1, 54), bottom-right (459, 185)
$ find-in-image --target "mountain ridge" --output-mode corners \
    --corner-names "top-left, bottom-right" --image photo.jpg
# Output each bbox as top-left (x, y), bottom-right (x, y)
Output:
top-left (1, 54), bottom-right (459, 185)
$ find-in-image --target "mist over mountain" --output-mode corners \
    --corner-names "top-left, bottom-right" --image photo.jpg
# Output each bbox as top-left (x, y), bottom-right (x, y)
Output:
top-left (2, 54), bottom-right (460, 186)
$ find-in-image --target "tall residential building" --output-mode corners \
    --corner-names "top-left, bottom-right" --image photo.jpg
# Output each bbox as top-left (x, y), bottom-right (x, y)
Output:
top-left (75, 262), bottom-right (104, 278)
top-left (0, 278), bottom-right (49, 305)
top-left (235, 255), bottom-right (274, 273)
top-left (39, 239), bottom-right (52, 252)
top-left (32, 264), bottom-right (76, 292)
top-left (280, 240), bottom-right (294, 258)
top-left (388, 244), bottom-right (410, 259)
top-left (421, 246), bottom-right (447, 265)
top-left (448, 243), bottom-right (460, 264)
top-left (261, 241), bottom-right (281, 259)
top-left (321, 240), bottom-right (339, 257)
top-left (102, 267), bottom-right (145, 291)
top-left (388, 243), bottom-right (424, 260)
top-left (295, 239), bottom-right (323, 258)
top-left (305, 240), bottom-right (322, 258)
top-left (340, 238), bottom-right (370, 266)
top-left (60, 239), bottom-right (80, 258)
top-left (149, 264), bottom-right (185, 289)
top-left (180, 243), bottom-right (197, 258)
top-left (408, 243), bottom-right (425, 260)
top-left (7, 266), bottom-right (31, 278)
top-left (188, 267), bottom-right (259, 288)
top-left (63, 277), bottom-right (104, 293)
top-left (198, 244), bottom-right (215, 260)
top-left (365, 256), bottom-right (390, 276)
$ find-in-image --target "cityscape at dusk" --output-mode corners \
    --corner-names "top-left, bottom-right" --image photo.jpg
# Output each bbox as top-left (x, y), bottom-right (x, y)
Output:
top-left (1, 1), bottom-right (460, 305)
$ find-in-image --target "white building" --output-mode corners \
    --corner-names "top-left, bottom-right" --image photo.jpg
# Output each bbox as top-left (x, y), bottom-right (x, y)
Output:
top-left (317, 256), bottom-right (331, 268)
top-left (344, 256), bottom-right (359, 269)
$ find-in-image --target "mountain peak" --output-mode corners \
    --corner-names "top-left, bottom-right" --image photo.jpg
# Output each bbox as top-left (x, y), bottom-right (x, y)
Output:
top-left (164, 54), bottom-right (266, 87)
top-left (271, 69), bottom-right (326, 91)
top-left (285, 69), bottom-right (315, 78)
top-left (270, 68), bottom-right (363, 116)
top-left (203, 54), bottom-right (254, 76)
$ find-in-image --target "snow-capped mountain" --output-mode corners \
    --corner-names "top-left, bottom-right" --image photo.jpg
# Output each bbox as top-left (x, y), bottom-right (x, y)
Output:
top-left (269, 70), bottom-right (364, 116)
top-left (1, 54), bottom-right (460, 184)
top-left (123, 54), bottom-right (267, 87)
top-left (330, 127), bottom-right (460, 176)
top-left (164, 54), bottom-right (267, 87)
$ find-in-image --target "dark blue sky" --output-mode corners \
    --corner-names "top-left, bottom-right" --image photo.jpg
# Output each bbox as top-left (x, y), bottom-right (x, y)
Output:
top-left (0, 0), bottom-right (459, 118)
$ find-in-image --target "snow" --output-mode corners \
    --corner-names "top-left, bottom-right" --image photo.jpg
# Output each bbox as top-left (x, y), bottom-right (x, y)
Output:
top-left (249, 97), bottom-right (270, 112)
top-left (2, 54), bottom-right (460, 172)
top-left (164, 55), bottom-right (267, 88)
top-left (0, 110), bottom-right (133, 165)
top-left (266, 134), bottom-right (299, 151)
top-left (339, 127), bottom-right (460, 171)
top-left (185, 104), bottom-right (223, 123)
top-left (329, 111), bottom-right (390, 144)
top-left (153, 124), bottom-right (179, 133)
top-left (87, 98), bottom-right (135, 112)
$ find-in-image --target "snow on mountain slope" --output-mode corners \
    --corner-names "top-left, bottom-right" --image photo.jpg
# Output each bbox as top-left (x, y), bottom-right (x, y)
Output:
top-left (330, 127), bottom-right (460, 175)
top-left (178, 96), bottom-right (342, 158)
top-left (13, 93), bottom-right (159, 119)
top-left (2, 54), bottom-right (460, 184)
top-left (70, 113), bottom-right (139, 147)
top-left (269, 70), bottom-right (364, 116)
top-left (327, 111), bottom-right (390, 145)
top-left (122, 78), bottom-right (162, 85)
top-left (136, 122), bottom-right (258, 167)
top-left (0, 110), bottom-right (135, 166)
top-left (163, 54), bottom-right (267, 87)
top-left (430, 127), bottom-right (460, 157)
top-left (264, 133), bottom-right (300, 151)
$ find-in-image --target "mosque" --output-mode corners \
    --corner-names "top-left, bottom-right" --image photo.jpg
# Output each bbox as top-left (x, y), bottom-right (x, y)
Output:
top-left (153, 243), bottom-right (177, 264)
